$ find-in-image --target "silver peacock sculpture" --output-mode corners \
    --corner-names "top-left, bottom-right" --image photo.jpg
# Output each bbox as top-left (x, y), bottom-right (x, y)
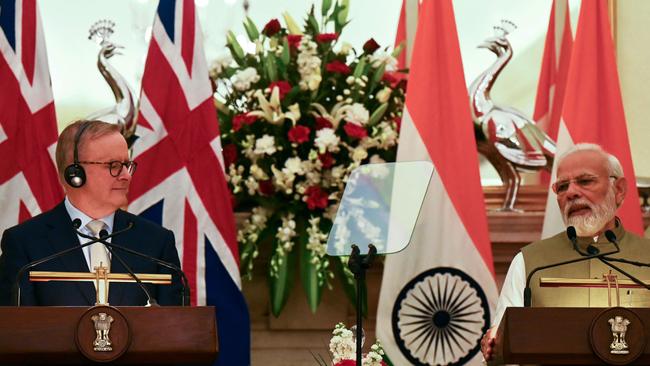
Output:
top-left (86, 20), bottom-right (138, 147)
top-left (469, 21), bottom-right (556, 211)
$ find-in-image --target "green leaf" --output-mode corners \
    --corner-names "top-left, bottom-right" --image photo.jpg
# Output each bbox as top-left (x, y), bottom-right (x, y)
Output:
top-left (368, 63), bottom-right (386, 93)
top-left (353, 57), bottom-right (366, 79)
top-left (392, 41), bottom-right (404, 58)
top-left (226, 31), bottom-right (245, 64)
top-left (243, 16), bottom-right (259, 41)
top-left (280, 38), bottom-right (290, 66)
top-left (269, 245), bottom-right (298, 317)
top-left (338, 0), bottom-right (349, 25)
top-left (321, 0), bottom-right (333, 16)
top-left (306, 6), bottom-right (320, 34)
top-left (299, 225), bottom-right (324, 313)
top-left (368, 103), bottom-right (388, 125)
top-left (265, 53), bottom-right (278, 82)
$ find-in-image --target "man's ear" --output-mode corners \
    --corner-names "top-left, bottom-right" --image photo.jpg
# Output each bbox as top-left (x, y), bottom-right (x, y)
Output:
top-left (614, 176), bottom-right (627, 207)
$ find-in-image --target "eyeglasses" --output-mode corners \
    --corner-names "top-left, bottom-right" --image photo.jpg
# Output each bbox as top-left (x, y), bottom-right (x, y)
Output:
top-left (79, 160), bottom-right (138, 177)
top-left (552, 174), bottom-right (617, 194)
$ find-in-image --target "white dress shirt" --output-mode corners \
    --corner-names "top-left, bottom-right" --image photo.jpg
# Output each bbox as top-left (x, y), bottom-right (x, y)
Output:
top-left (64, 198), bottom-right (115, 270)
top-left (492, 252), bottom-right (525, 327)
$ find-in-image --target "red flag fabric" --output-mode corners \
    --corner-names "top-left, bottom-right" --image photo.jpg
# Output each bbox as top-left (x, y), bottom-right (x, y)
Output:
top-left (533, 0), bottom-right (573, 141)
top-left (0, 0), bottom-right (63, 239)
top-left (542, 0), bottom-right (643, 237)
top-left (377, 0), bottom-right (497, 364)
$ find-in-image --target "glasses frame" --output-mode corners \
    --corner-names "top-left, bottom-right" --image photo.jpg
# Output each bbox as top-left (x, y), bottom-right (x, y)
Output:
top-left (78, 160), bottom-right (138, 177)
top-left (552, 174), bottom-right (618, 195)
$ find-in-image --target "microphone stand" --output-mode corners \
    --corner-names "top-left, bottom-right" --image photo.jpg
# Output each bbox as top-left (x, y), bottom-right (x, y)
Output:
top-left (97, 229), bottom-right (157, 306)
top-left (12, 223), bottom-right (134, 306)
top-left (347, 244), bottom-right (377, 366)
top-left (76, 230), bottom-right (191, 307)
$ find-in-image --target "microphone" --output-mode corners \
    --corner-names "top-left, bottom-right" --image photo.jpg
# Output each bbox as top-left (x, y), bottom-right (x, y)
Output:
top-left (12, 222), bottom-right (135, 306)
top-left (568, 226), bottom-right (601, 256)
top-left (97, 228), bottom-right (158, 307)
top-left (75, 223), bottom-right (191, 306)
top-left (523, 227), bottom-right (618, 307)
top-left (597, 230), bottom-right (650, 291)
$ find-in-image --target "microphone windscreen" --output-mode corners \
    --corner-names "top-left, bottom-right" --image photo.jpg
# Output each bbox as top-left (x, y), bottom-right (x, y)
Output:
top-left (566, 226), bottom-right (577, 241)
top-left (99, 229), bottom-right (109, 238)
top-left (72, 218), bottom-right (82, 229)
top-left (605, 230), bottom-right (617, 243)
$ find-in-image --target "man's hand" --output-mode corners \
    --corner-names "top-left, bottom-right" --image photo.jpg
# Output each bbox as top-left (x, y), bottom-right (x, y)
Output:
top-left (480, 326), bottom-right (497, 362)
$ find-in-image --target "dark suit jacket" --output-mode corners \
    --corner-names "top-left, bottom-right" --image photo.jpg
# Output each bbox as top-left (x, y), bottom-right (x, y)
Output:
top-left (0, 201), bottom-right (183, 306)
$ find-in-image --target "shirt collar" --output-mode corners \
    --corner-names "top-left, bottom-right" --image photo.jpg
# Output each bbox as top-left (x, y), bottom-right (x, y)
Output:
top-left (64, 197), bottom-right (115, 233)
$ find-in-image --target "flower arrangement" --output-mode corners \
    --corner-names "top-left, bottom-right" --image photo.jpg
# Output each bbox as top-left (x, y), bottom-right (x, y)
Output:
top-left (211, 0), bottom-right (406, 316)
top-left (313, 323), bottom-right (387, 366)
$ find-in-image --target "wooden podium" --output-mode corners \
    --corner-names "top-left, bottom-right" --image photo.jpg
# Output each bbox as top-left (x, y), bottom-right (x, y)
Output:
top-left (0, 306), bottom-right (218, 365)
top-left (493, 307), bottom-right (650, 365)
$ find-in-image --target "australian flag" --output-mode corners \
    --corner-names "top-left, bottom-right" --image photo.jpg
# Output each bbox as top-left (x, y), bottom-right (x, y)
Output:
top-left (127, 0), bottom-right (250, 364)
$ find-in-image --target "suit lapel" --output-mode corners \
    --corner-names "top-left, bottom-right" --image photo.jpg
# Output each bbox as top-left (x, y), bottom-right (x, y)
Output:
top-left (45, 202), bottom-right (95, 305)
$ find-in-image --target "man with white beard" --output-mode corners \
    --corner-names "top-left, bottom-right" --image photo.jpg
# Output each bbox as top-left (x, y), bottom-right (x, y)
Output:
top-left (481, 143), bottom-right (650, 362)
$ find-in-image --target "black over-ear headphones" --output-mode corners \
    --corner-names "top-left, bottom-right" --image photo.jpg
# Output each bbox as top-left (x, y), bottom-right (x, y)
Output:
top-left (64, 122), bottom-right (92, 188)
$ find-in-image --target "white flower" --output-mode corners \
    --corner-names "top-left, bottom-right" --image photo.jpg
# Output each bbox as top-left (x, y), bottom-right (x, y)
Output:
top-left (375, 86), bottom-right (392, 104)
top-left (254, 135), bottom-right (277, 155)
top-left (209, 54), bottom-right (233, 78)
top-left (232, 67), bottom-right (260, 91)
top-left (297, 36), bottom-right (322, 91)
top-left (369, 51), bottom-right (398, 71)
top-left (369, 154), bottom-right (386, 164)
top-left (314, 128), bottom-right (340, 153)
top-left (352, 146), bottom-right (368, 162)
top-left (338, 42), bottom-right (353, 56)
top-left (343, 103), bottom-right (370, 126)
top-left (283, 157), bottom-right (304, 175)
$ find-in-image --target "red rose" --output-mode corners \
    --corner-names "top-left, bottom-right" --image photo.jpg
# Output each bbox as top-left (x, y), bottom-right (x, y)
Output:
top-left (262, 19), bottom-right (281, 37)
top-left (288, 125), bottom-right (310, 144)
top-left (394, 116), bottom-right (402, 132)
top-left (287, 34), bottom-right (302, 49)
top-left (343, 122), bottom-right (368, 139)
top-left (318, 152), bottom-right (334, 168)
top-left (334, 361), bottom-right (356, 366)
top-left (232, 113), bottom-right (257, 131)
top-left (222, 144), bottom-right (238, 167)
top-left (363, 38), bottom-right (380, 54)
top-left (305, 185), bottom-right (329, 210)
top-left (315, 117), bottom-right (333, 130)
top-left (268, 80), bottom-right (292, 99)
top-left (326, 60), bottom-right (351, 75)
top-left (259, 179), bottom-right (274, 195)
top-left (316, 33), bottom-right (338, 43)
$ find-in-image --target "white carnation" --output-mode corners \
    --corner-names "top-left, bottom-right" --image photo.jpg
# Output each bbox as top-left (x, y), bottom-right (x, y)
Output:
top-left (344, 103), bottom-right (370, 126)
top-left (254, 134), bottom-right (277, 155)
top-left (284, 157), bottom-right (304, 175)
top-left (232, 67), bottom-right (260, 91)
top-left (314, 128), bottom-right (340, 153)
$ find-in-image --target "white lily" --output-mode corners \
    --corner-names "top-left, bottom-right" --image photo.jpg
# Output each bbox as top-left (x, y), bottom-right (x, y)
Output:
top-left (310, 102), bottom-right (355, 129)
top-left (248, 88), bottom-right (299, 125)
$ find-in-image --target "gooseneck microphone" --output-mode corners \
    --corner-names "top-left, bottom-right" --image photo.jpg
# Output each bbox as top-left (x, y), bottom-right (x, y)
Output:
top-left (522, 226), bottom-right (619, 307)
top-left (73, 220), bottom-right (191, 307)
top-left (597, 231), bottom-right (650, 291)
top-left (13, 222), bottom-right (135, 306)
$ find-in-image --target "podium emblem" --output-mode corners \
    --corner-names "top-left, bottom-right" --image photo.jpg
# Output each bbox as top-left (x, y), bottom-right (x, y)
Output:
top-left (609, 315), bottom-right (631, 355)
top-left (590, 307), bottom-right (644, 365)
top-left (75, 306), bottom-right (131, 363)
top-left (91, 312), bottom-right (114, 352)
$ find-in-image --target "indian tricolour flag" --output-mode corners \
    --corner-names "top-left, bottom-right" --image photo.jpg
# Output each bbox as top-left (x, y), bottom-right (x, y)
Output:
top-left (376, 0), bottom-right (498, 365)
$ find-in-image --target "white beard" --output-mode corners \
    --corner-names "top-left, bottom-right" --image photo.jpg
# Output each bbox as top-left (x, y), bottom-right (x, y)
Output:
top-left (563, 187), bottom-right (617, 236)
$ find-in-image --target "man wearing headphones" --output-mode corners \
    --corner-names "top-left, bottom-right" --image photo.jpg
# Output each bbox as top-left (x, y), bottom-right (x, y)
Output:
top-left (0, 120), bottom-right (183, 306)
